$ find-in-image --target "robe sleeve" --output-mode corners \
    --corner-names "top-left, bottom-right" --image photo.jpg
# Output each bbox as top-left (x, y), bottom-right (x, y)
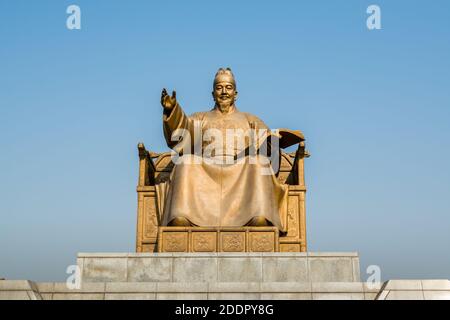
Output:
top-left (163, 103), bottom-right (189, 148)
top-left (163, 104), bottom-right (204, 153)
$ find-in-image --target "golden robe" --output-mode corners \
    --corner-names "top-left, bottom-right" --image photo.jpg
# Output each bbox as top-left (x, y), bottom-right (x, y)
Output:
top-left (159, 104), bottom-right (288, 231)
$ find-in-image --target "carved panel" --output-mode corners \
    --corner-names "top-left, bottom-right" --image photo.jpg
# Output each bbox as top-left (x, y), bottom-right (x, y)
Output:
top-left (192, 232), bottom-right (216, 252)
top-left (221, 232), bottom-right (245, 252)
top-left (143, 195), bottom-right (158, 241)
top-left (286, 193), bottom-right (300, 239)
top-left (158, 227), bottom-right (279, 252)
top-left (249, 232), bottom-right (275, 252)
top-left (162, 233), bottom-right (188, 252)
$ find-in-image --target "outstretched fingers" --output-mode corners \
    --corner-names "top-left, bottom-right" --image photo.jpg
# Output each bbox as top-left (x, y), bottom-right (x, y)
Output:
top-left (161, 88), bottom-right (168, 104)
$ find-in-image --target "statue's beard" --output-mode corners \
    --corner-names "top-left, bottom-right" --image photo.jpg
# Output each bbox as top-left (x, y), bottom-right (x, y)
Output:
top-left (216, 97), bottom-right (234, 113)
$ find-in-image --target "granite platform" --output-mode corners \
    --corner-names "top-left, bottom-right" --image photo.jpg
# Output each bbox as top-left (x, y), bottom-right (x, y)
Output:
top-left (1, 252), bottom-right (449, 300)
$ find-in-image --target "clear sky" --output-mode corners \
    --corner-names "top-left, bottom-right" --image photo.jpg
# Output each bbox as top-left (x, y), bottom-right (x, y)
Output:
top-left (0, 0), bottom-right (449, 282)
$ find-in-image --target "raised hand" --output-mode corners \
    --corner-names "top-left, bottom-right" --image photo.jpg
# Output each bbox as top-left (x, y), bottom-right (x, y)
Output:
top-left (161, 88), bottom-right (177, 111)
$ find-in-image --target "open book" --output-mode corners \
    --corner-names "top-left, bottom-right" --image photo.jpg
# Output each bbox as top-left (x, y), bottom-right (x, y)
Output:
top-left (255, 128), bottom-right (304, 151)
top-left (278, 128), bottom-right (305, 149)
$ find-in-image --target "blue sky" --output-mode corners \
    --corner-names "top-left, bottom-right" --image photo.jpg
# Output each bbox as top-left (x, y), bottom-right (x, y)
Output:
top-left (0, 0), bottom-right (449, 281)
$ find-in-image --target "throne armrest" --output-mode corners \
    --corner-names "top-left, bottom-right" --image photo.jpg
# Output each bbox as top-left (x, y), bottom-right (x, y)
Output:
top-left (137, 143), bottom-right (156, 186)
top-left (277, 129), bottom-right (309, 185)
top-left (290, 140), bottom-right (310, 186)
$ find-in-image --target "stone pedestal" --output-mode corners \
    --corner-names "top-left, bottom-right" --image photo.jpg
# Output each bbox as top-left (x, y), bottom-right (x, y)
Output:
top-left (78, 252), bottom-right (360, 283)
top-left (1, 252), bottom-right (449, 300)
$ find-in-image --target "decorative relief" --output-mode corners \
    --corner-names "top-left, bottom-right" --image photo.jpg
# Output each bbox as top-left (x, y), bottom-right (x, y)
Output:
top-left (287, 208), bottom-right (296, 236)
top-left (250, 233), bottom-right (274, 252)
top-left (163, 233), bottom-right (188, 252)
top-left (222, 233), bottom-right (245, 252)
top-left (286, 196), bottom-right (299, 238)
top-left (143, 196), bottom-right (158, 239)
top-left (192, 232), bottom-right (216, 252)
top-left (158, 227), bottom-right (282, 252)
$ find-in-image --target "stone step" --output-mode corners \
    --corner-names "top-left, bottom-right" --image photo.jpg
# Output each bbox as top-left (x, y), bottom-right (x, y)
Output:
top-left (33, 281), bottom-right (379, 300)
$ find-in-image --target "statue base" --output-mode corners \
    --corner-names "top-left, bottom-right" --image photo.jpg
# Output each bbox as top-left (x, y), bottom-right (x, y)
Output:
top-left (1, 252), bottom-right (449, 300)
top-left (77, 252), bottom-right (361, 283)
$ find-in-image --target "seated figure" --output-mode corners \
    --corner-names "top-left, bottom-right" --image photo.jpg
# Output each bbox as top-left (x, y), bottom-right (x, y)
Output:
top-left (159, 68), bottom-right (297, 231)
top-left (135, 68), bottom-right (308, 253)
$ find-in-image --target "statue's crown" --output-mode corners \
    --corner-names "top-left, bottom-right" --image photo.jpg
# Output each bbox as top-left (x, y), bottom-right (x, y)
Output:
top-left (214, 68), bottom-right (236, 88)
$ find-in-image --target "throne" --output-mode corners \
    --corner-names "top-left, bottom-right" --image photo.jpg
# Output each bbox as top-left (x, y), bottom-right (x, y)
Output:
top-left (135, 131), bottom-right (309, 253)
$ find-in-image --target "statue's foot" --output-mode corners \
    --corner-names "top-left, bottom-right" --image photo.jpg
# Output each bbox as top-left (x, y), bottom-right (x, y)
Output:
top-left (246, 216), bottom-right (273, 227)
top-left (168, 217), bottom-right (192, 227)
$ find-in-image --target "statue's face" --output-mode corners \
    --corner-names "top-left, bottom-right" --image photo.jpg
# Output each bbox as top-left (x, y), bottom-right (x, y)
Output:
top-left (213, 81), bottom-right (237, 112)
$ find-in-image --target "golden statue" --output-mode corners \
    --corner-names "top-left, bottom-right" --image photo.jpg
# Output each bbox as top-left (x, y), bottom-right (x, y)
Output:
top-left (136, 68), bottom-right (309, 253)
